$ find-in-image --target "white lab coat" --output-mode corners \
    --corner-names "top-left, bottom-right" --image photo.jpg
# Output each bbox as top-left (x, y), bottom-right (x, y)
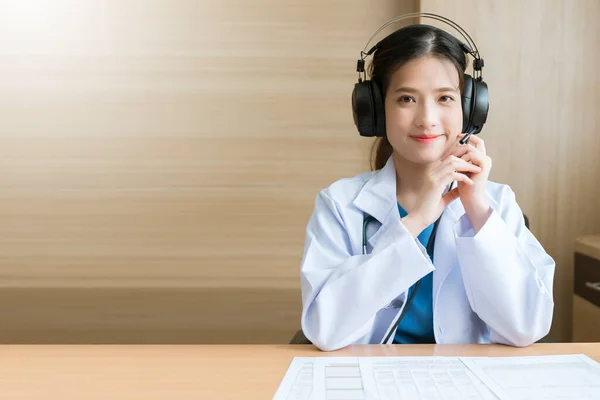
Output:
top-left (300, 156), bottom-right (555, 351)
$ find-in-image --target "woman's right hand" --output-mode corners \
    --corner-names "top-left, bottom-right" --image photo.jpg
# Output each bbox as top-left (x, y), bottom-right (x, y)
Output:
top-left (401, 155), bottom-right (482, 237)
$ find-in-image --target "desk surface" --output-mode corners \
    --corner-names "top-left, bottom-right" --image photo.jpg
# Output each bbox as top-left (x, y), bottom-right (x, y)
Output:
top-left (1, 343), bottom-right (599, 399)
top-left (576, 234), bottom-right (600, 259)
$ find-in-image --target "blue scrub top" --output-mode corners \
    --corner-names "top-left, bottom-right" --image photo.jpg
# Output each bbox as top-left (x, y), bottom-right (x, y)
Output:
top-left (393, 203), bottom-right (436, 344)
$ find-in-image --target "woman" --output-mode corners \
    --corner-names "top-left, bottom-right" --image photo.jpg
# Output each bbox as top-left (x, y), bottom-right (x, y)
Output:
top-left (299, 23), bottom-right (555, 351)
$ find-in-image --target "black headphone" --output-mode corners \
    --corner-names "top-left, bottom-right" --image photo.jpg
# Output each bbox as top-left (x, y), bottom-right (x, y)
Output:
top-left (351, 13), bottom-right (489, 144)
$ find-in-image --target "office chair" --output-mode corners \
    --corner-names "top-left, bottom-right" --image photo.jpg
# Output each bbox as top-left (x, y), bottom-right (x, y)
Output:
top-left (289, 329), bottom-right (311, 345)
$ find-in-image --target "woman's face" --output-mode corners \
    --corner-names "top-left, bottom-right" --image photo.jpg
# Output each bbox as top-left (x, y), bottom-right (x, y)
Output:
top-left (384, 55), bottom-right (463, 165)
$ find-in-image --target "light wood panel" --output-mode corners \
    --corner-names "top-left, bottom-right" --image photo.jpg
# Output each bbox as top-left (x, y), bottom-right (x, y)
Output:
top-left (419, 0), bottom-right (600, 341)
top-left (573, 295), bottom-right (600, 342)
top-left (0, 287), bottom-right (302, 344)
top-left (0, 1), bottom-right (412, 288)
top-left (0, 344), bottom-right (599, 399)
top-left (0, 1), bottom-right (417, 341)
top-left (575, 235), bottom-right (600, 261)
top-left (6, 0), bottom-right (596, 345)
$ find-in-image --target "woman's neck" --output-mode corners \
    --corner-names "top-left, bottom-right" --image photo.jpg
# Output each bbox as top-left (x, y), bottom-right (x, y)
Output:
top-left (393, 152), bottom-right (439, 213)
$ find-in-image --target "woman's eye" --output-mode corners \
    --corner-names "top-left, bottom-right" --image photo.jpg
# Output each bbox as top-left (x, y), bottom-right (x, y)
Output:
top-left (440, 95), bottom-right (455, 103)
top-left (398, 96), bottom-right (415, 103)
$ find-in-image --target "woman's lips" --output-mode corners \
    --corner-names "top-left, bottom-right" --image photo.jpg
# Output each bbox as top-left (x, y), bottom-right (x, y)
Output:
top-left (410, 135), bottom-right (442, 144)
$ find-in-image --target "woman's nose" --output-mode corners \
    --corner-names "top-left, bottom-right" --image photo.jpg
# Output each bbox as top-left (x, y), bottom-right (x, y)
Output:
top-left (415, 101), bottom-right (439, 129)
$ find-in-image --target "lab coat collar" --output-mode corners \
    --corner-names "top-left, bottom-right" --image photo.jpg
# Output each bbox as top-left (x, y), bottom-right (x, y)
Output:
top-left (352, 156), bottom-right (397, 225)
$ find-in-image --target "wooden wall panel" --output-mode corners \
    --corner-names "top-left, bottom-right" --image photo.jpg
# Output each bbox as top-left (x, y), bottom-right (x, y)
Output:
top-left (0, 0), bottom-right (417, 342)
top-left (419, 0), bottom-right (600, 341)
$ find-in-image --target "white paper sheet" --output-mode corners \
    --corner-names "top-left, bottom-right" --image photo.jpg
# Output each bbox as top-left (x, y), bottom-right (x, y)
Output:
top-left (272, 357), bottom-right (314, 400)
top-left (462, 354), bottom-right (600, 400)
top-left (273, 354), bottom-right (600, 400)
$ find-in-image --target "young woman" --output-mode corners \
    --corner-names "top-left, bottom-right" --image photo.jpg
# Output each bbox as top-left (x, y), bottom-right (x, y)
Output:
top-left (299, 21), bottom-right (555, 351)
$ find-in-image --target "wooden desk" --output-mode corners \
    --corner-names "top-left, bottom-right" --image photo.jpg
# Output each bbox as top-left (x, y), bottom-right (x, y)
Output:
top-left (1, 344), bottom-right (599, 399)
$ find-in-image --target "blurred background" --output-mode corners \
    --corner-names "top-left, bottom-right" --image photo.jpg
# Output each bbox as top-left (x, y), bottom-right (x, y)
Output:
top-left (0, 0), bottom-right (598, 344)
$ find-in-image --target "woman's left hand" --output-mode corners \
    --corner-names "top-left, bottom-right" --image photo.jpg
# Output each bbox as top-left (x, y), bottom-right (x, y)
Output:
top-left (447, 134), bottom-right (493, 232)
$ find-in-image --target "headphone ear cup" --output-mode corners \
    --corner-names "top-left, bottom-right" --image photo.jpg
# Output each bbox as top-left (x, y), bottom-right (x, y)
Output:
top-left (352, 81), bottom-right (377, 137)
top-left (352, 80), bottom-right (386, 137)
top-left (470, 79), bottom-right (489, 134)
top-left (369, 81), bottom-right (386, 137)
top-left (461, 74), bottom-right (474, 133)
top-left (461, 74), bottom-right (489, 135)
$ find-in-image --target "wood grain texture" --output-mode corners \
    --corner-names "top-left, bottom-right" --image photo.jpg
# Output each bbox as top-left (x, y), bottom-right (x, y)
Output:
top-left (572, 295), bottom-right (600, 342)
top-left (0, 1), bottom-right (416, 341)
top-left (4, 0), bottom-right (597, 345)
top-left (0, 344), bottom-right (599, 399)
top-left (0, 0), bottom-right (411, 288)
top-left (0, 287), bottom-right (302, 344)
top-left (419, 0), bottom-right (600, 342)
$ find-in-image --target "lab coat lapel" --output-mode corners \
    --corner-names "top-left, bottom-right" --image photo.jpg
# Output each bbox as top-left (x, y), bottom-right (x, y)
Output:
top-left (432, 199), bottom-right (464, 292)
top-left (352, 157), bottom-right (397, 250)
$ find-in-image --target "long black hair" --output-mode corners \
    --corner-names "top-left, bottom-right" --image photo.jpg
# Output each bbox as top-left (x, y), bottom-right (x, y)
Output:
top-left (369, 25), bottom-right (467, 170)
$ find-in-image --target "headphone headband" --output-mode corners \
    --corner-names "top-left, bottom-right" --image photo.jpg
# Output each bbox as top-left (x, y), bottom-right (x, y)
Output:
top-left (357, 13), bottom-right (484, 82)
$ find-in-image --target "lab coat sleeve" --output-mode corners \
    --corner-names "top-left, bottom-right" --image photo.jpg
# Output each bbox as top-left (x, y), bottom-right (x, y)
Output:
top-left (300, 191), bottom-right (434, 351)
top-left (454, 185), bottom-right (555, 347)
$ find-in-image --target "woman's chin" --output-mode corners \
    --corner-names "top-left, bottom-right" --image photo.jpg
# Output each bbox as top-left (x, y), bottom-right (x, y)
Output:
top-left (408, 148), bottom-right (446, 164)
top-left (392, 139), bottom-right (449, 165)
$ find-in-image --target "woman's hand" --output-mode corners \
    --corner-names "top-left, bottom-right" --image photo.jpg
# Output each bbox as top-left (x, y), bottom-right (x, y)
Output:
top-left (449, 134), bottom-right (493, 233)
top-left (401, 152), bottom-right (482, 237)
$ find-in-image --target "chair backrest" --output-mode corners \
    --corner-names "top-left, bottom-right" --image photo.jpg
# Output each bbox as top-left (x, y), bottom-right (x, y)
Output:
top-left (289, 329), bottom-right (311, 345)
